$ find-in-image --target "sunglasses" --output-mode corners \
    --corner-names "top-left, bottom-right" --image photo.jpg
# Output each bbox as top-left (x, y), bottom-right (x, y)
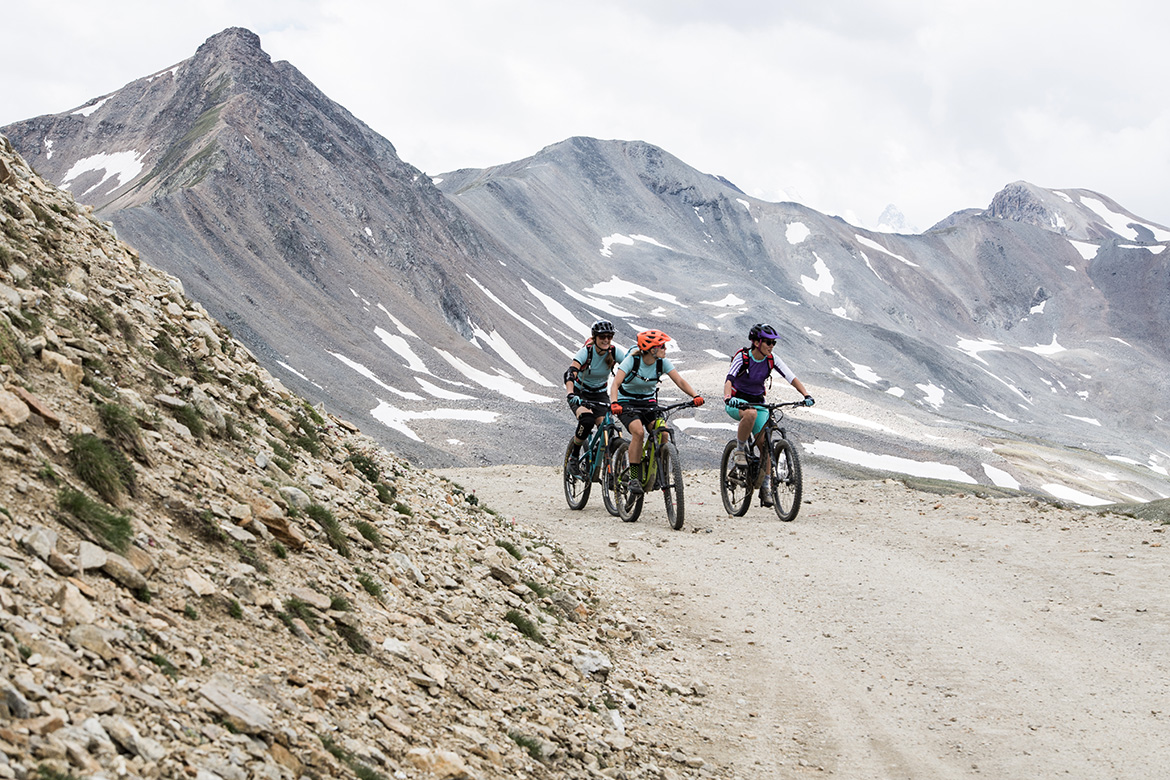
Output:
top-left (595, 334), bottom-right (613, 340)
top-left (761, 339), bottom-right (777, 346)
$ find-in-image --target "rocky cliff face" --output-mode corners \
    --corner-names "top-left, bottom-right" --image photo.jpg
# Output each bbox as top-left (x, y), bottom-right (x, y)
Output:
top-left (0, 138), bottom-right (725, 779)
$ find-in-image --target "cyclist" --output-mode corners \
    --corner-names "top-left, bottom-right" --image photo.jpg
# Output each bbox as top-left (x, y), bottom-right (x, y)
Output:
top-left (723, 323), bottom-right (814, 506)
top-left (609, 329), bottom-right (704, 494)
top-left (565, 319), bottom-right (628, 475)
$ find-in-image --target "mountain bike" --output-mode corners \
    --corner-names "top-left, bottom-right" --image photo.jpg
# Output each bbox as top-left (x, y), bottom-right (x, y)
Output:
top-left (610, 400), bottom-right (697, 529)
top-left (719, 401), bottom-right (805, 521)
top-left (562, 404), bottom-right (626, 515)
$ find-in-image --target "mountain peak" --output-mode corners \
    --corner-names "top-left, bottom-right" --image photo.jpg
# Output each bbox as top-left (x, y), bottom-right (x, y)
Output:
top-left (196, 27), bottom-right (267, 59)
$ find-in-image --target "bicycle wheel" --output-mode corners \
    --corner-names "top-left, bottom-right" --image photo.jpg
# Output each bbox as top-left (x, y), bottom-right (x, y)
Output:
top-left (601, 434), bottom-right (625, 517)
top-left (719, 440), bottom-right (752, 516)
top-left (770, 436), bottom-right (803, 522)
top-left (562, 439), bottom-right (591, 510)
top-left (612, 446), bottom-right (644, 522)
top-left (660, 442), bottom-right (685, 530)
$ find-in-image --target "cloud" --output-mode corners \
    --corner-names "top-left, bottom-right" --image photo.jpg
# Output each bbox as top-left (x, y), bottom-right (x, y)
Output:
top-left (4, 0), bottom-right (1169, 232)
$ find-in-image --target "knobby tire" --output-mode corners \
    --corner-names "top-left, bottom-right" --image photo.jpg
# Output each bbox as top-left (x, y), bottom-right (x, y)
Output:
top-left (612, 446), bottom-right (644, 522)
top-left (661, 442), bottom-right (685, 530)
top-left (601, 434), bottom-right (624, 517)
top-left (719, 440), bottom-right (752, 516)
top-left (562, 439), bottom-right (591, 510)
top-left (770, 436), bottom-right (803, 522)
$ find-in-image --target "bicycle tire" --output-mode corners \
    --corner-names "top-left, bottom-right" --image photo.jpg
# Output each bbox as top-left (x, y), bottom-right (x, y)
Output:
top-left (719, 440), bottom-right (752, 516)
top-left (661, 441), bottom-right (685, 530)
top-left (601, 434), bottom-right (625, 517)
top-left (770, 436), bottom-right (803, 522)
top-left (562, 440), bottom-right (591, 510)
top-left (612, 446), bottom-right (644, 522)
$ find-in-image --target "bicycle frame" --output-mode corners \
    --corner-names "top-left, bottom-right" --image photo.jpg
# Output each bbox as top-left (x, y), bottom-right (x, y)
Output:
top-left (625, 401), bottom-right (690, 488)
top-left (582, 408), bottom-right (621, 480)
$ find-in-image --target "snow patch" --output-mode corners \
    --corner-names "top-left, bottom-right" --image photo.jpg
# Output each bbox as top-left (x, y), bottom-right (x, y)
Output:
top-left (786, 222), bottom-right (810, 244)
top-left (60, 150), bottom-right (146, 195)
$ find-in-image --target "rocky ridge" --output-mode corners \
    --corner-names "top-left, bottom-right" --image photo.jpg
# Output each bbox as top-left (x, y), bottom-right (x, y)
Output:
top-left (0, 138), bottom-right (730, 779)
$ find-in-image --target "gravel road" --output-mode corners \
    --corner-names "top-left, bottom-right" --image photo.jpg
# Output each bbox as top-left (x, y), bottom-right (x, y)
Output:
top-left (439, 465), bottom-right (1170, 779)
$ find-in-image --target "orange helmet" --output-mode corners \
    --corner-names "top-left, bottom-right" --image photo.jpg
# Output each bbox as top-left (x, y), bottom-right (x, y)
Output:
top-left (636, 329), bottom-right (671, 351)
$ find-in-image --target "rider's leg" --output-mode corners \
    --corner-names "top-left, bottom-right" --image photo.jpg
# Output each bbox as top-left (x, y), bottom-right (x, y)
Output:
top-left (626, 418), bottom-right (645, 494)
top-left (734, 407), bottom-right (757, 464)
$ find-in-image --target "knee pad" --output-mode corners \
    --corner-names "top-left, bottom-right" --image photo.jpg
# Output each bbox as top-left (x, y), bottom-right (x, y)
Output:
top-left (575, 417), bottom-right (595, 440)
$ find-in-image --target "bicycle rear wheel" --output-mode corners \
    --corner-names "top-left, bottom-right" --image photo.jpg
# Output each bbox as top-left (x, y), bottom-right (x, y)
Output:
top-left (660, 442), bottom-right (685, 530)
top-left (719, 440), bottom-right (752, 516)
top-left (562, 440), bottom-right (591, 510)
top-left (611, 446), bottom-right (644, 522)
top-left (601, 434), bottom-right (625, 517)
top-left (770, 437), bottom-right (803, 521)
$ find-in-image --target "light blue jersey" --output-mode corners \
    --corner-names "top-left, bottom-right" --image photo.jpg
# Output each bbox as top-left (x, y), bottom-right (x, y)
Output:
top-left (572, 344), bottom-right (629, 392)
top-left (616, 353), bottom-right (675, 401)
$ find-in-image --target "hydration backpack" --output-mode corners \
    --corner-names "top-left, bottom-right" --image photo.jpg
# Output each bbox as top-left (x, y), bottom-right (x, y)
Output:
top-left (733, 347), bottom-right (774, 388)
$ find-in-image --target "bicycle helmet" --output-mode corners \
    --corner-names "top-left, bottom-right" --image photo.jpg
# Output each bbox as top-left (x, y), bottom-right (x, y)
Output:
top-left (749, 323), bottom-right (779, 342)
top-left (591, 319), bottom-right (616, 338)
top-left (636, 329), bottom-right (671, 351)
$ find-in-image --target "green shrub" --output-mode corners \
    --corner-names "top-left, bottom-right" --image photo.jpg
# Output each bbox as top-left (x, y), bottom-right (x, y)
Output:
top-left (509, 731), bottom-right (545, 760)
top-left (354, 520), bottom-right (382, 547)
top-left (228, 599), bottom-right (243, 619)
top-left (152, 330), bottom-right (184, 375)
top-left (97, 402), bottom-right (149, 463)
top-left (329, 594), bottom-right (352, 612)
top-left (392, 501), bottom-right (413, 517)
top-left (357, 570), bottom-right (383, 601)
top-left (505, 609), bottom-right (546, 644)
top-left (67, 434), bottom-right (134, 504)
top-left (149, 653), bottom-right (178, 679)
top-left (496, 539), bottom-right (523, 560)
top-left (271, 541), bottom-right (288, 559)
top-left (282, 596), bottom-right (318, 631)
top-left (336, 622), bottom-right (371, 654)
top-left (305, 504), bottom-right (349, 558)
top-left (374, 482), bottom-right (395, 505)
top-left (172, 404), bottom-right (205, 439)
top-left (346, 452), bottom-right (380, 483)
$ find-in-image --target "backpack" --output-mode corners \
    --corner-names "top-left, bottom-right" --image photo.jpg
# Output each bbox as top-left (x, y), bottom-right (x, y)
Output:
top-left (621, 351), bottom-right (665, 391)
top-left (733, 347), bottom-right (774, 388)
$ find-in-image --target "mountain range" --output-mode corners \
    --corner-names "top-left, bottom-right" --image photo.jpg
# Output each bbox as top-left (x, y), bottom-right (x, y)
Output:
top-left (4, 27), bottom-right (1168, 506)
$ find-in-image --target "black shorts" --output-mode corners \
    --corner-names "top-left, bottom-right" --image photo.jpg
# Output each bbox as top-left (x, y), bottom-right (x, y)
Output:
top-left (617, 399), bottom-right (660, 431)
top-left (570, 388), bottom-right (609, 415)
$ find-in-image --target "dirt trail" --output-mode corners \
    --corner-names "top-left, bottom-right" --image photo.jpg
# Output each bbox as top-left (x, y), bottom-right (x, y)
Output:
top-left (439, 465), bottom-right (1170, 779)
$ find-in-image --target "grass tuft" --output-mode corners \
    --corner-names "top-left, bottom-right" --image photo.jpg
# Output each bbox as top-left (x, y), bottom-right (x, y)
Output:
top-left (57, 488), bottom-right (132, 552)
top-left (68, 433), bottom-right (135, 504)
top-left (505, 609), bottom-right (546, 644)
top-left (305, 503), bottom-right (349, 558)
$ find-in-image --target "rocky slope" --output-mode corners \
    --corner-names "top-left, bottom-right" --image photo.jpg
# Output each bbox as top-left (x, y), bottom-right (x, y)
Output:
top-left (0, 138), bottom-right (732, 779)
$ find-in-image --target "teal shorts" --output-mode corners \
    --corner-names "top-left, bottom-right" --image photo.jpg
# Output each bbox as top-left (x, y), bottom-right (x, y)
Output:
top-left (725, 403), bottom-right (769, 437)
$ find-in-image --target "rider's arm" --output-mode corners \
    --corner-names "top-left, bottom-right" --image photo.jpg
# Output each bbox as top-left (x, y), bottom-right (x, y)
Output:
top-left (791, 377), bottom-right (811, 398)
top-left (609, 368), bottom-right (626, 404)
top-left (667, 369), bottom-right (699, 400)
top-left (723, 378), bottom-right (734, 400)
top-left (564, 360), bottom-right (582, 395)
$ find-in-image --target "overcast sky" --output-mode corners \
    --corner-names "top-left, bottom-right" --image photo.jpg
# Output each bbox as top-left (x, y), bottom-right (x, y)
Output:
top-left (4, 0), bottom-right (1168, 231)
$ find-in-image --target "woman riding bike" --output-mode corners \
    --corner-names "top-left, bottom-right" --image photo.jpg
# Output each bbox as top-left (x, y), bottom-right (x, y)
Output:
top-left (610, 329), bottom-right (704, 495)
top-left (723, 323), bottom-right (814, 506)
top-left (564, 319), bottom-right (628, 474)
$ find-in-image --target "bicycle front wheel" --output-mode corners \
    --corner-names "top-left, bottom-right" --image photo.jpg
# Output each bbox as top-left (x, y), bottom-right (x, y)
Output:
top-left (562, 440), bottom-right (591, 510)
top-left (601, 434), bottom-right (625, 517)
top-left (770, 437), bottom-right (803, 521)
top-left (719, 440), bottom-right (752, 516)
top-left (660, 442), bottom-right (685, 530)
top-left (611, 446), bottom-right (644, 522)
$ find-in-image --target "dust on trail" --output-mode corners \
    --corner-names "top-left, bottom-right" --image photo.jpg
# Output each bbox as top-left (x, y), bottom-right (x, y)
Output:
top-left (439, 465), bottom-right (1170, 780)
